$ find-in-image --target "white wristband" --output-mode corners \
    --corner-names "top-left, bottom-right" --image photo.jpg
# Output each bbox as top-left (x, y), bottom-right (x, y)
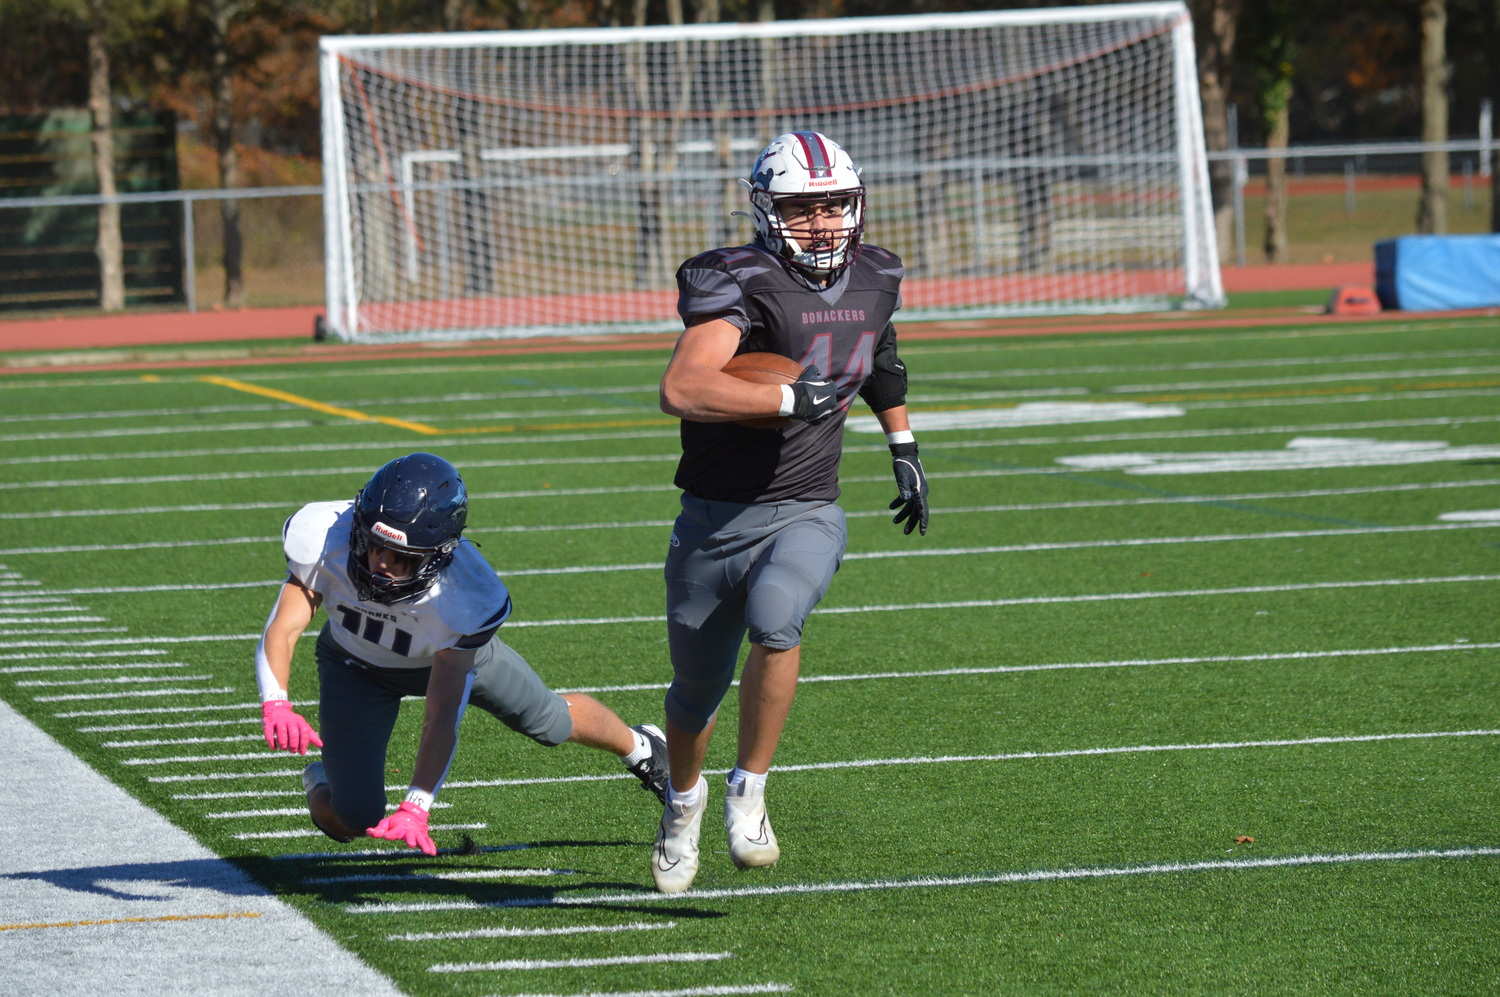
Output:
top-left (404, 787), bottom-right (435, 810)
top-left (886, 429), bottom-right (916, 446)
top-left (778, 384), bottom-right (795, 417)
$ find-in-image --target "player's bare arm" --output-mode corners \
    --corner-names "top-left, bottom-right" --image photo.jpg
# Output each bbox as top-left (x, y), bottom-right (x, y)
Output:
top-left (408, 645), bottom-right (477, 796)
top-left (366, 644), bottom-right (476, 856)
top-left (255, 577), bottom-right (324, 754)
top-left (258, 577), bottom-right (321, 692)
top-left (873, 404), bottom-right (912, 437)
top-left (660, 319), bottom-right (786, 422)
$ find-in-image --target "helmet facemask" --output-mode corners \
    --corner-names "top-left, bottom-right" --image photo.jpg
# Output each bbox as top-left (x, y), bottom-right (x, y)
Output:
top-left (348, 504), bottom-right (458, 604)
top-left (743, 131), bottom-right (866, 279)
top-left (346, 453), bottom-right (468, 605)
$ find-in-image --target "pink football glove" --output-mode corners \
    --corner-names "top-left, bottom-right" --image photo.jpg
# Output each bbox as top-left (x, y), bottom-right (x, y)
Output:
top-left (260, 700), bottom-right (323, 754)
top-left (367, 801), bottom-right (435, 856)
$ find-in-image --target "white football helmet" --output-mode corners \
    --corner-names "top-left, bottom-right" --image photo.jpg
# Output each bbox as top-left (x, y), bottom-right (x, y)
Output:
top-left (742, 131), bottom-right (865, 277)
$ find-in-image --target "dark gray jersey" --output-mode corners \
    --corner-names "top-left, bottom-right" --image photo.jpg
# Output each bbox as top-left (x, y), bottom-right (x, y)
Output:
top-left (673, 244), bottom-right (904, 503)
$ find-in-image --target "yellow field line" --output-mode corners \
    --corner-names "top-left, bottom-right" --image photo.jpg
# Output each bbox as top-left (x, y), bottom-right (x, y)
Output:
top-left (198, 375), bottom-right (445, 435)
top-left (198, 375), bottom-right (678, 436)
top-left (0, 911), bottom-right (262, 932)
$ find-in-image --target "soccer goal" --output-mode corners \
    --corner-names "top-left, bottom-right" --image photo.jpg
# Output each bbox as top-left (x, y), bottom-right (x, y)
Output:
top-left (319, 3), bottom-right (1222, 343)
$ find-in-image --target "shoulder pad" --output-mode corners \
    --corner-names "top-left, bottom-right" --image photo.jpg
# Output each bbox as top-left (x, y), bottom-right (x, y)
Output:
top-left (283, 501), bottom-right (350, 566)
top-left (858, 244), bottom-right (905, 280)
top-left (426, 542), bottom-right (513, 635)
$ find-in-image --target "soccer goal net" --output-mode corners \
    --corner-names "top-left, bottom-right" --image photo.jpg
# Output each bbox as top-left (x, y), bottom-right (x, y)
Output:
top-left (319, 3), bottom-right (1222, 343)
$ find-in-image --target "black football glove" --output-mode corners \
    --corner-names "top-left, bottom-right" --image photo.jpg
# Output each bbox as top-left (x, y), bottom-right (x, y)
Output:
top-left (888, 441), bottom-right (929, 536)
top-left (787, 364), bottom-right (838, 424)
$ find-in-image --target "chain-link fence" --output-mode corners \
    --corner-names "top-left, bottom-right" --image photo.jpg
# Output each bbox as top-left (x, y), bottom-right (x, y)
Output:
top-left (1, 137), bottom-right (1496, 316)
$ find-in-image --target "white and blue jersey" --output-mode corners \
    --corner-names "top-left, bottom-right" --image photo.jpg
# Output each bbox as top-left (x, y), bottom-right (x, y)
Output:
top-left (282, 500), bottom-right (512, 671)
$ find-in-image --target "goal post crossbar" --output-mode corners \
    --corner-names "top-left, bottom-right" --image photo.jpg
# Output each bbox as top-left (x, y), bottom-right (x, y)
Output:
top-left (319, 5), bottom-right (1195, 54)
top-left (320, 3), bottom-right (1222, 343)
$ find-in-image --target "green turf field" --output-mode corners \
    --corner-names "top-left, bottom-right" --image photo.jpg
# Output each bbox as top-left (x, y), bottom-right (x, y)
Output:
top-left (2, 312), bottom-right (1498, 995)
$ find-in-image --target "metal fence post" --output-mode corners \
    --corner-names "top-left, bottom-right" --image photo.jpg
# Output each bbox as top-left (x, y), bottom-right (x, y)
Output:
top-left (1228, 103), bottom-right (1246, 267)
top-left (1481, 99), bottom-right (1493, 179)
top-left (182, 195), bottom-right (195, 313)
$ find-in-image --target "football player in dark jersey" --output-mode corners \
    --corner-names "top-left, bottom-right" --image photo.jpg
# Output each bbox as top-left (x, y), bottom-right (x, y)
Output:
top-left (651, 131), bottom-right (930, 893)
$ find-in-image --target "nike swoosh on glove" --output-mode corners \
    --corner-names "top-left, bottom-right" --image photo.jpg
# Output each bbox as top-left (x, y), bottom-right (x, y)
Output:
top-left (261, 700), bottom-right (323, 755)
top-left (788, 364), bottom-right (839, 424)
top-left (889, 441), bottom-right (930, 536)
top-left (367, 800), bottom-right (436, 856)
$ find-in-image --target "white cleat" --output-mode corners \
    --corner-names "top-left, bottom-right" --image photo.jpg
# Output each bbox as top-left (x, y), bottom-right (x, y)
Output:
top-left (724, 779), bottom-right (780, 870)
top-left (652, 776), bottom-right (707, 894)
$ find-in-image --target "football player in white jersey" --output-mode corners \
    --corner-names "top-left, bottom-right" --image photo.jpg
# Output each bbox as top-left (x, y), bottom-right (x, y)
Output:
top-left (254, 452), bottom-right (668, 855)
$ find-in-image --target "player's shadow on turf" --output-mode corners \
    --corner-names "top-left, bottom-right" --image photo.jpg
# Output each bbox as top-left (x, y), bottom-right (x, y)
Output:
top-left (4, 858), bottom-right (274, 902)
top-left (236, 838), bottom-right (716, 914)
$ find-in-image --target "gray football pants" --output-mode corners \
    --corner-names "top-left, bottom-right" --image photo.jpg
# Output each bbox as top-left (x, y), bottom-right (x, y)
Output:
top-left (312, 624), bottom-right (573, 832)
top-left (663, 494), bottom-right (846, 734)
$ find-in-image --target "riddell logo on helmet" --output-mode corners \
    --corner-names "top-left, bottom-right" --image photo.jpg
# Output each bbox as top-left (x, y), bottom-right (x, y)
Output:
top-left (807, 178), bottom-right (837, 187)
top-left (371, 522), bottom-right (408, 546)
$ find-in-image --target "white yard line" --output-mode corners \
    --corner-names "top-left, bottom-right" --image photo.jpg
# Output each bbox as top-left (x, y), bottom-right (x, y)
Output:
top-left (9, 348), bottom-right (1487, 426)
top-left (79, 718), bottom-right (257, 734)
top-left (155, 642), bottom-right (1497, 798)
top-left (388, 919), bottom-right (675, 941)
top-left (10, 410), bottom-right (1500, 476)
top-left (12, 477), bottom-right (1500, 527)
top-left (555, 641), bottom-right (1499, 695)
top-left (102, 734), bottom-right (261, 749)
top-left (306, 868), bottom-right (572, 885)
top-left (17, 674), bottom-right (212, 688)
top-left (6, 519), bottom-right (1491, 564)
top-left (348, 846), bottom-right (1500, 915)
top-left (33, 686), bottom-right (236, 703)
top-left (0, 662), bottom-right (187, 675)
top-left (2, 574), bottom-right (1494, 647)
top-left (486, 987), bottom-right (791, 997)
top-left (429, 951), bottom-right (734, 973)
top-left (435, 729), bottom-right (1496, 792)
top-left (233, 823), bottom-right (485, 841)
top-left (121, 750), bottom-right (316, 766)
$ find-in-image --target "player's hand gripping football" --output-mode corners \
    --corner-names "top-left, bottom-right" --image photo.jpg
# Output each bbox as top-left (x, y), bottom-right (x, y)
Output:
top-left (787, 365), bottom-right (838, 424)
top-left (368, 800), bottom-right (436, 856)
top-left (260, 699), bottom-right (323, 755)
top-left (889, 441), bottom-right (929, 536)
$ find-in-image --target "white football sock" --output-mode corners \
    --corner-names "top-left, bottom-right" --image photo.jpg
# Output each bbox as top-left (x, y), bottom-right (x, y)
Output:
top-left (668, 778), bottom-right (703, 810)
top-left (623, 729), bottom-right (652, 766)
top-left (726, 766), bottom-right (767, 799)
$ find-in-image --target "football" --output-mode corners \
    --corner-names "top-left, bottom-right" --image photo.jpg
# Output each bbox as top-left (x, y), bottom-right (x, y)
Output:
top-left (722, 352), bottom-right (804, 429)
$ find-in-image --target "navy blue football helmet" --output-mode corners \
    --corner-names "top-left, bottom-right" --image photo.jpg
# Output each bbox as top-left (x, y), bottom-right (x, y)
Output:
top-left (347, 452), bottom-right (468, 604)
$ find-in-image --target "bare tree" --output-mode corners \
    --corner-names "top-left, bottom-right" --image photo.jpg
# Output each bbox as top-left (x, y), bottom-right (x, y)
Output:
top-left (1250, 0), bottom-right (1295, 263)
top-left (87, 0), bottom-right (125, 310)
top-left (208, 0), bottom-right (245, 307)
top-left (1417, 0), bottom-right (1448, 234)
top-left (1261, 80), bottom-right (1290, 263)
top-left (1189, 0), bottom-right (1245, 264)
